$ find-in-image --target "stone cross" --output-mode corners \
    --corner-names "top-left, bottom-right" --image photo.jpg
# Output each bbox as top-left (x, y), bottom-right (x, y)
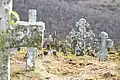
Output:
top-left (8, 9), bottom-right (45, 71)
top-left (75, 18), bottom-right (90, 55)
top-left (23, 9), bottom-right (45, 70)
top-left (98, 31), bottom-right (114, 61)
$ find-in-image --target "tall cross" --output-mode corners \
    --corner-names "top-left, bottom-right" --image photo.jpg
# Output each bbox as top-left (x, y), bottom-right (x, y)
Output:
top-left (15, 9), bottom-right (45, 71)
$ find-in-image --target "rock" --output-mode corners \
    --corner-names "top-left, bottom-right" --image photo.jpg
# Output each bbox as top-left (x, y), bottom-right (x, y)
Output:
top-left (79, 63), bottom-right (85, 66)
top-left (53, 51), bottom-right (57, 56)
top-left (38, 54), bottom-right (43, 58)
top-left (103, 71), bottom-right (116, 78)
top-left (69, 59), bottom-right (73, 61)
top-left (44, 51), bottom-right (48, 56)
top-left (45, 77), bottom-right (50, 79)
top-left (68, 61), bottom-right (76, 65)
top-left (86, 63), bottom-right (93, 66)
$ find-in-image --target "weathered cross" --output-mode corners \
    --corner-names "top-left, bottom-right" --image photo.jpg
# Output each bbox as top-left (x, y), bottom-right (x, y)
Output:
top-left (16, 9), bottom-right (45, 70)
top-left (98, 31), bottom-right (114, 61)
top-left (7, 8), bottom-right (45, 78)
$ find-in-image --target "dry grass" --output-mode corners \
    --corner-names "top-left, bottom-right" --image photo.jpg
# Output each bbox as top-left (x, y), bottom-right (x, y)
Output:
top-left (11, 50), bottom-right (120, 80)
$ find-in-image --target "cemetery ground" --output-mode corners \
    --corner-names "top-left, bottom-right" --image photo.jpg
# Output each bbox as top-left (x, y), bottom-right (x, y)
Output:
top-left (10, 49), bottom-right (120, 80)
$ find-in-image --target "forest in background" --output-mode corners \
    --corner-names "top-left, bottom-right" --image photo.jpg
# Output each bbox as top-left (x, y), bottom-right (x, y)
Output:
top-left (13, 0), bottom-right (120, 42)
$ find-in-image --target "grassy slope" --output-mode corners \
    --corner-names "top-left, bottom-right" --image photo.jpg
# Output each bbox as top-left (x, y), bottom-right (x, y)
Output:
top-left (11, 50), bottom-right (120, 80)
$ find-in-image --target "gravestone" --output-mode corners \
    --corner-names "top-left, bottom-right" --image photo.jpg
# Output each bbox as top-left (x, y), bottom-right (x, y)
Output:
top-left (8, 9), bottom-right (45, 71)
top-left (98, 31), bottom-right (114, 61)
top-left (0, 0), bottom-right (12, 80)
top-left (25, 9), bottom-right (45, 70)
top-left (69, 18), bottom-right (91, 55)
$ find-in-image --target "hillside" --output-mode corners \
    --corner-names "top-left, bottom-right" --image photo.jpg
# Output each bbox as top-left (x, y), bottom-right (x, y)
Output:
top-left (11, 51), bottom-right (120, 80)
top-left (13, 0), bottom-right (120, 42)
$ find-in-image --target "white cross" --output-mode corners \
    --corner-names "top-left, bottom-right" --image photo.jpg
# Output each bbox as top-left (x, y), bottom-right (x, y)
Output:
top-left (17, 9), bottom-right (45, 70)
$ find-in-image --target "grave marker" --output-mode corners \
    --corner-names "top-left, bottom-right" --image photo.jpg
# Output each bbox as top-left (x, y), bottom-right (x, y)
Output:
top-left (69, 18), bottom-right (90, 55)
top-left (98, 31), bottom-right (114, 61)
top-left (25, 9), bottom-right (45, 70)
top-left (8, 9), bottom-right (45, 71)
